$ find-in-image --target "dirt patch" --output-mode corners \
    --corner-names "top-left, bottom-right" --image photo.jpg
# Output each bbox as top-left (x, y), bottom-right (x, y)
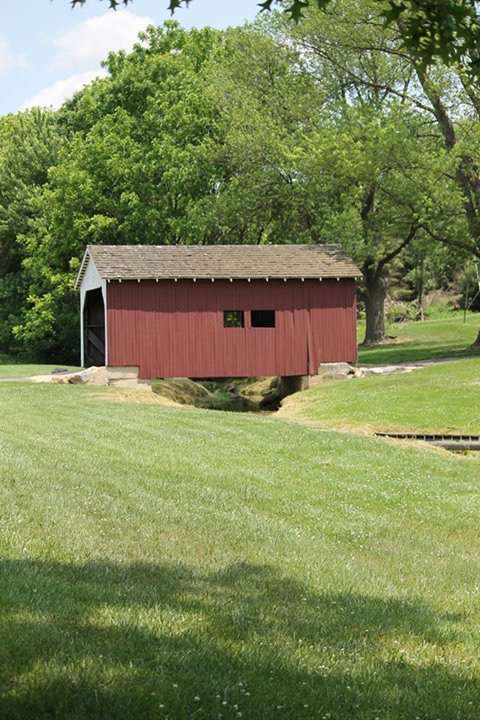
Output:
top-left (383, 335), bottom-right (414, 345)
top-left (88, 387), bottom-right (181, 407)
top-left (152, 378), bottom-right (212, 406)
top-left (361, 335), bottom-right (414, 347)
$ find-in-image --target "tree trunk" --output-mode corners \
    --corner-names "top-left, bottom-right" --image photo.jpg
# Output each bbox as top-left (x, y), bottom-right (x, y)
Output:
top-left (363, 270), bottom-right (386, 345)
top-left (417, 257), bottom-right (425, 321)
top-left (414, 65), bottom-right (480, 244)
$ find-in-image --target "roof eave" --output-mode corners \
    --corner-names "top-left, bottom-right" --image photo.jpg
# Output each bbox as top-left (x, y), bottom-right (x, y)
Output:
top-left (103, 273), bottom-right (361, 282)
top-left (74, 247), bottom-right (92, 291)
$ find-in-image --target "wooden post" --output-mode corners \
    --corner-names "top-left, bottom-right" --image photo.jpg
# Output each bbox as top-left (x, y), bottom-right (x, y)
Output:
top-left (464, 281), bottom-right (469, 324)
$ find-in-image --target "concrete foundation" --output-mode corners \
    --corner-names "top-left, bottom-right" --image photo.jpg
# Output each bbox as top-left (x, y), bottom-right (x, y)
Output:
top-left (32, 365), bottom-right (151, 391)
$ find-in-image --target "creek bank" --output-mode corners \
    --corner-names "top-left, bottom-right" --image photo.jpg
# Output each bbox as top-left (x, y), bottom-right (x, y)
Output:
top-left (152, 376), bottom-right (288, 412)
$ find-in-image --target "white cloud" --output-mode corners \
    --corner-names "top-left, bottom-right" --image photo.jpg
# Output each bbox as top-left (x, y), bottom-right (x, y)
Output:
top-left (20, 69), bottom-right (108, 111)
top-left (52, 10), bottom-right (152, 71)
top-left (19, 9), bottom-right (152, 112)
top-left (0, 37), bottom-right (27, 76)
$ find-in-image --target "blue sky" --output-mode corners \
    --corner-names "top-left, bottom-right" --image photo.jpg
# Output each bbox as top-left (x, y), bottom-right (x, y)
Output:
top-left (0, 0), bottom-right (260, 115)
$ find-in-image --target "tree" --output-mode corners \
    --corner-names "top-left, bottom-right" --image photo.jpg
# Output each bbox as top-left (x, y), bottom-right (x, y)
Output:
top-left (13, 23), bottom-right (225, 359)
top-left (199, 27), bottom-right (328, 246)
top-left (267, 0), bottom-right (478, 341)
top-left (0, 110), bottom-right (61, 356)
top-left (4, 6), bottom-right (473, 358)
top-left (241, 4), bottom-right (466, 344)
top-left (298, 109), bottom-right (462, 344)
top-left (406, 58), bottom-right (480, 342)
top-left (269, 0), bottom-right (480, 340)
top-left (176, 10), bottom-right (468, 345)
top-left (71, 0), bottom-right (480, 74)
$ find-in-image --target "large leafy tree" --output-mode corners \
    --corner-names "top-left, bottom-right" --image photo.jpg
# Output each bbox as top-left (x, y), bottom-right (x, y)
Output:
top-left (210, 13), bottom-right (463, 344)
top-left (13, 23), bottom-right (225, 359)
top-left (274, 0), bottom-right (480, 339)
top-left (298, 109), bottom-right (462, 344)
top-left (197, 28), bottom-right (327, 246)
top-left (0, 110), bottom-right (61, 355)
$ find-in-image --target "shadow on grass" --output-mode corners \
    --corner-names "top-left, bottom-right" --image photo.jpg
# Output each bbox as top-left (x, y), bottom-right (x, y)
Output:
top-left (0, 560), bottom-right (478, 719)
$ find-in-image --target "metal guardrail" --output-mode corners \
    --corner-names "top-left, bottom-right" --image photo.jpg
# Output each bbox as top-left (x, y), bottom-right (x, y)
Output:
top-left (375, 432), bottom-right (480, 452)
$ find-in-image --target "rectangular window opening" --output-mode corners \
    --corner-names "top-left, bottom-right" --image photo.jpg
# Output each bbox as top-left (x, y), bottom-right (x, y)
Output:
top-left (251, 310), bottom-right (276, 328)
top-left (224, 310), bottom-right (244, 328)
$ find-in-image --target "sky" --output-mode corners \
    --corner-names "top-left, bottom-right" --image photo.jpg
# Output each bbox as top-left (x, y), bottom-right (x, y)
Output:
top-left (0, 0), bottom-right (261, 116)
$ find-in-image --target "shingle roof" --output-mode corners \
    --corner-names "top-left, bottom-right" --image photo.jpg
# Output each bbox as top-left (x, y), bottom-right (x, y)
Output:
top-left (76, 244), bottom-right (360, 288)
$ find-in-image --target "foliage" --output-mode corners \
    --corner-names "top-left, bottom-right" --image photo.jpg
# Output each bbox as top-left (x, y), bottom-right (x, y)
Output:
top-left (255, 1), bottom-right (468, 343)
top-left (0, 110), bottom-right (62, 356)
top-left (0, 6), bottom-right (476, 359)
top-left (202, 27), bottom-right (326, 245)
top-left (289, 1), bottom-right (480, 263)
top-left (70, 0), bottom-right (480, 74)
top-left (193, 387), bottom-right (249, 412)
top-left (210, 15), bottom-right (460, 253)
top-left (9, 23), bottom-right (224, 359)
top-left (385, 301), bottom-right (418, 324)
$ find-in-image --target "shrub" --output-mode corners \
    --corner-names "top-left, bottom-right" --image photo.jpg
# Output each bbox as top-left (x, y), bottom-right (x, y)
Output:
top-left (386, 302), bottom-right (417, 324)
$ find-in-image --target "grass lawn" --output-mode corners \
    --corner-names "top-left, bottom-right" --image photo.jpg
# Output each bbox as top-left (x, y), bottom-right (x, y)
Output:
top-left (358, 311), bottom-right (480, 365)
top-left (281, 357), bottom-right (480, 435)
top-left (1, 381), bottom-right (480, 718)
top-left (0, 354), bottom-right (78, 378)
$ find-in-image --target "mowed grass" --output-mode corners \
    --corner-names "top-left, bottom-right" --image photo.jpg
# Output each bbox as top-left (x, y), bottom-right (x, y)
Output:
top-left (0, 353), bottom-right (78, 378)
top-left (358, 312), bottom-right (480, 365)
top-left (1, 382), bottom-right (480, 718)
top-left (281, 358), bottom-right (480, 435)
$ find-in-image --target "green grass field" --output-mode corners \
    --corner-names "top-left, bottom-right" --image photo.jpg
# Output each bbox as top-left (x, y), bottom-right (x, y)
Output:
top-left (1, 381), bottom-right (480, 719)
top-left (281, 357), bottom-right (480, 434)
top-left (358, 312), bottom-right (480, 365)
top-left (0, 354), bottom-right (78, 378)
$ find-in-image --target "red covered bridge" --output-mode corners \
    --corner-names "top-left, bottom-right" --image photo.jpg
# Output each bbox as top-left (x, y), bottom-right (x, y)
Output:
top-left (75, 244), bottom-right (360, 380)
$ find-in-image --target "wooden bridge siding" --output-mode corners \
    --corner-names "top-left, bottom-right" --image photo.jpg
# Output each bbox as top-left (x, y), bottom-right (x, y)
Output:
top-left (106, 279), bottom-right (357, 379)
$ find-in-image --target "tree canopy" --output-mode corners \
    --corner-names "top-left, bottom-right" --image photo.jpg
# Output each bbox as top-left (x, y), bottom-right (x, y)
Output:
top-left (0, 3), bottom-right (477, 359)
top-left (71, 0), bottom-right (480, 73)
top-left (253, 1), bottom-right (468, 342)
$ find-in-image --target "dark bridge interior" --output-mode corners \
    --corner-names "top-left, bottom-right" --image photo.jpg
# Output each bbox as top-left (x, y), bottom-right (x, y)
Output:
top-left (83, 288), bottom-right (105, 367)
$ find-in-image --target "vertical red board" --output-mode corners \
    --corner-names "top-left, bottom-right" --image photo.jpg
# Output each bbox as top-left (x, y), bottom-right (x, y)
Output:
top-left (107, 279), bottom-right (357, 379)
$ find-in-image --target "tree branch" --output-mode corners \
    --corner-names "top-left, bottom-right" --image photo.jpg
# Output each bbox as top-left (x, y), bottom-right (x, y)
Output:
top-left (377, 223), bottom-right (418, 273)
top-left (420, 224), bottom-right (480, 259)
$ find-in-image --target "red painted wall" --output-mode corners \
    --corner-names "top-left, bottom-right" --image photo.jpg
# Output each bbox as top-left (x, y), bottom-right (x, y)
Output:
top-left (107, 279), bottom-right (357, 379)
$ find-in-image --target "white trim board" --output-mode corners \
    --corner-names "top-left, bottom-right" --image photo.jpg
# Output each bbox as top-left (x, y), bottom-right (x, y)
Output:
top-left (79, 253), bottom-right (108, 368)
